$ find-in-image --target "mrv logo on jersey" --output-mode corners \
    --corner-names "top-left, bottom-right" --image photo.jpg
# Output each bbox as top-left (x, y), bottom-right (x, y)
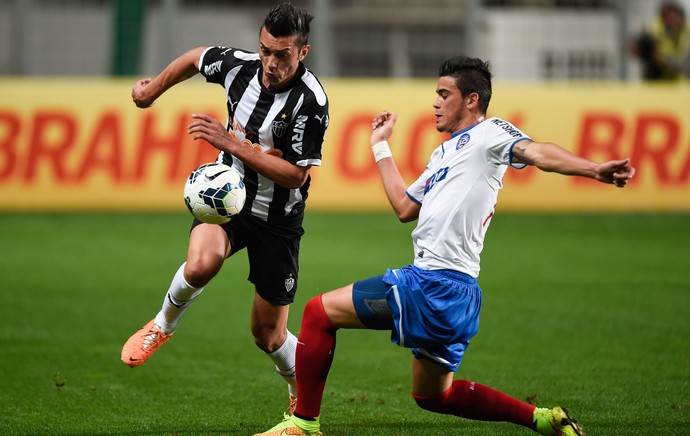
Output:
top-left (204, 61), bottom-right (222, 76)
top-left (291, 115), bottom-right (308, 155)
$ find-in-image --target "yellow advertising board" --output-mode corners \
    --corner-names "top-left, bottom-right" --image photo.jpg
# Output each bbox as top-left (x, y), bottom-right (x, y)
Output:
top-left (0, 78), bottom-right (688, 212)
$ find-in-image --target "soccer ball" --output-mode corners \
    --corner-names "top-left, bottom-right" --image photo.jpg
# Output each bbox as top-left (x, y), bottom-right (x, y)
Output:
top-left (183, 162), bottom-right (246, 224)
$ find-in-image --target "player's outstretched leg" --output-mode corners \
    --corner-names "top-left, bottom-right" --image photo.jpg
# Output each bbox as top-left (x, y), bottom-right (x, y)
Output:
top-left (533, 406), bottom-right (584, 436)
top-left (120, 319), bottom-right (173, 367)
top-left (413, 379), bottom-right (584, 435)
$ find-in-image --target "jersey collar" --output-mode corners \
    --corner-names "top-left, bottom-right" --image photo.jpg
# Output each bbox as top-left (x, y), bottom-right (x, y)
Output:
top-left (450, 121), bottom-right (481, 138)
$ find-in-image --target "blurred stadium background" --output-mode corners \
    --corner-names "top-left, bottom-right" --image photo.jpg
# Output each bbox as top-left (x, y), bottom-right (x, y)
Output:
top-left (0, 0), bottom-right (686, 80)
top-left (1, 0), bottom-right (689, 214)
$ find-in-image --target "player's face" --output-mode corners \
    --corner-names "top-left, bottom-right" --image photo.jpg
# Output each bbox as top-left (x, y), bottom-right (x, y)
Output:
top-left (259, 26), bottom-right (309, 90)
top-left (433, 76), bottom-right (466, 134)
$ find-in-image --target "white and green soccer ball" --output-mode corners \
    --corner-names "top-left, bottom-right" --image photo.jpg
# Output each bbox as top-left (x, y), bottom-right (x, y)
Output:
top-left (183, 162), bottom-right (246, 224)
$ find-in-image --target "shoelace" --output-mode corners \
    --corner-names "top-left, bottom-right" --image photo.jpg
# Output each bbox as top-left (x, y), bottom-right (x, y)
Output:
top-left (283, 396), bottom-right (297, 419)
top-left (142, 330), bottom-right (161, 349)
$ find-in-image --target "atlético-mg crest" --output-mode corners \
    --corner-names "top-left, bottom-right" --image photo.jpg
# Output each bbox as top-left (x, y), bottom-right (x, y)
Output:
top-left (285, 276), bottom-right (295, 293)
top-left (272, 120), bottom-right (288, 138)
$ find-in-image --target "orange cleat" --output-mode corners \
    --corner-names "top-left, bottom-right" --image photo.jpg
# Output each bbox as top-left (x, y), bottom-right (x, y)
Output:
top-left (121, 319), bottom-right (173, 367)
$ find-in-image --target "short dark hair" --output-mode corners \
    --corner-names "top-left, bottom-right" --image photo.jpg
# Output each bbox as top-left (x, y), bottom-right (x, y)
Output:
top-left (439, 56), bottom-right (493, 114)
top-left (263, 2), bottom-right (314, 48)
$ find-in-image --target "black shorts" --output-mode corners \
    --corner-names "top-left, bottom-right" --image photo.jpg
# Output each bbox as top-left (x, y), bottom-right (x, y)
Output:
top-left (191, 210), bottom-right (304, 305)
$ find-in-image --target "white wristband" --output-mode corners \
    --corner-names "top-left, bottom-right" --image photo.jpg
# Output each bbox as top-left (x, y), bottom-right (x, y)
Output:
top-left (371, 140), bottom-right (392, 162)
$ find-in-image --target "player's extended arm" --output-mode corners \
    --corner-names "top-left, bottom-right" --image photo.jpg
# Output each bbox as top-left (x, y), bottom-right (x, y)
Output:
top-left (131, 47), bottom-right (208, 108)
top-left (188, 114), bottom-right (309, 189)
top-left (512, 140), bottom-right (636, 187)
top-left (370, 111), bottom-right (420, 222)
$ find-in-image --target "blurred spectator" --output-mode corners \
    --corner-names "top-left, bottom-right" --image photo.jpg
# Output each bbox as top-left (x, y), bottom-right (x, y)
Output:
top-left (631, 1), bottom-right (690, 80)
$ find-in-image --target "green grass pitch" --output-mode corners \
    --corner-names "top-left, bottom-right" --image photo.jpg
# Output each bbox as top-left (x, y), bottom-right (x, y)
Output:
top-left (0, 211), bottom-right (688, 435)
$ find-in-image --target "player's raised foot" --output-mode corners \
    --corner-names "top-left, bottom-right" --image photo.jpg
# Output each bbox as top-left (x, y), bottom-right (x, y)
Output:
top-left (121, 319), bottom-right (173, 367)
top-left (534, 407), bottom-right (584, 436)
top-left (254, 415), bottom-right (322, 436)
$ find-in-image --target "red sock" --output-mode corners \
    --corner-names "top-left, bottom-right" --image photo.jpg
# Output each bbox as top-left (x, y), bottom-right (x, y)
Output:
top-left (294, 295), bottom-right (337, 419)
top-left (413, 379), bottom-right (536, 429)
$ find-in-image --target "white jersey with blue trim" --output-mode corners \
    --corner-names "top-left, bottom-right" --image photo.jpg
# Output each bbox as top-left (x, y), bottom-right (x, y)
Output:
top-left (405, 117), bottom-right (530, 277)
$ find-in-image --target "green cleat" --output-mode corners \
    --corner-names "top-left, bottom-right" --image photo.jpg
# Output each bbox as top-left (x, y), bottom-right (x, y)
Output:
top-left (534, 406), bottom-right (584, 436)
top-left (253, 415), bottom-right (322, 436)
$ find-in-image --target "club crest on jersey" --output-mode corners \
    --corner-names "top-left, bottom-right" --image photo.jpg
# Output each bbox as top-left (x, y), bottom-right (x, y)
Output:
top-left (272, 120), bottom-right (288, 138)
top-left (285, 276), bottom-right (295, 293)
top-left (456, 133), bottom-right (471, 149)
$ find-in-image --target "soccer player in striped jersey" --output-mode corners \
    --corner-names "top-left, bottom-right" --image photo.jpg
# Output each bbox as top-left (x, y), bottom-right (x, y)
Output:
top-left (121, 2), bottom-right (328, 413)
top-left (255, 57), bottom-right (635, 436)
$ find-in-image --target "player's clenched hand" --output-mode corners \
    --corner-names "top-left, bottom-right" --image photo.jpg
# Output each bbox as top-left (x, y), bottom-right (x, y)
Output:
top-left (596, 158), bottom-right (636, 187)
top-left (370, 111), bottom-right (398, 146)
top-left (131, 78), bottom-right (156, 108)
top-left (188, 114), bottom-right (234, 152)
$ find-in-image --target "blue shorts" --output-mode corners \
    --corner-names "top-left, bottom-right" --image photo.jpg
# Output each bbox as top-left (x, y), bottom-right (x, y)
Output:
top-left (352, 265), bottom-right (482, 372)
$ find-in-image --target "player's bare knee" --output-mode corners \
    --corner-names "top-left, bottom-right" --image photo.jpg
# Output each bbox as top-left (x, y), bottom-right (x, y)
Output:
top-left (184, 255), bottom-right (223, 287)
top-left (252, 328), bottom-right (285, 353)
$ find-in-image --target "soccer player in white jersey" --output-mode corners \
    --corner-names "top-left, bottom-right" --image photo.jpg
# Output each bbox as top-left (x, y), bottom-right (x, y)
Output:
top-left (255, 56), bottom-right (635, 436)
top-left (120, 2), bottom-right (328, 414)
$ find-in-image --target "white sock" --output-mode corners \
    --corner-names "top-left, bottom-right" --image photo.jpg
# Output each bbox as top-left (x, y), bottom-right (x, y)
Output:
top-left (154, 262), bottom-right (203, 334)
top-left (268, 330), bottom-right (298, 398)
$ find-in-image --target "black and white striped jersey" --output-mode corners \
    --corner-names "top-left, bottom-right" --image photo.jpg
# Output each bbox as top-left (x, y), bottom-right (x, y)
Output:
top-left (199, 46), bottom-right (329, 225)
